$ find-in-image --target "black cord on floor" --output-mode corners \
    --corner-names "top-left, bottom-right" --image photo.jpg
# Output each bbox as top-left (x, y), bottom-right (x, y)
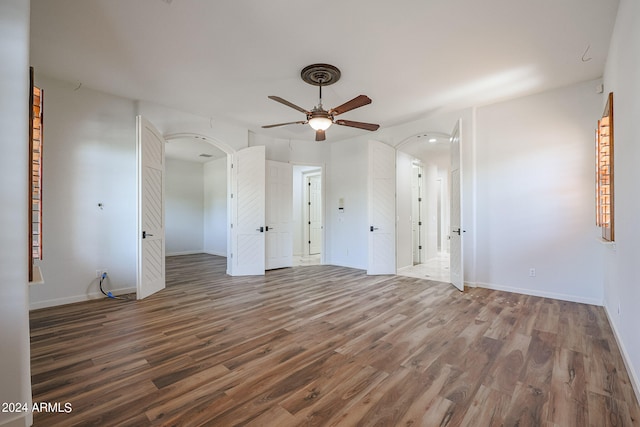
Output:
top-left (99, 272), bottom-right (131, 301)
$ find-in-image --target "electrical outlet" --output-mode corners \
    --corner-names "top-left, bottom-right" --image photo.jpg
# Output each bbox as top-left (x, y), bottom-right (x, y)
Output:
top-left (529, 268), bottom-right (536, 277)
top-left (96, 270), bottom-right (102, 278)
top-left (102, 270), bottom-right (108, 278)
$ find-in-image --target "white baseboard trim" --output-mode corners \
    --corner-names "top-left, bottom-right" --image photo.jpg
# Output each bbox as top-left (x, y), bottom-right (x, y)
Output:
top-left (472, 281), bottom-right (603, 306)
top-left (204, 250), bottom-right (227, 257)
top-left (1, 412), bottom-right (30, 427)
top-left (166, 250), bottom-right (204, 256)
top-left (166, 251), bottom-right (227, 257)
top-left (30, 287), bottom-right (136, 310)
top-left (604, 304), bottom-right (640, 407)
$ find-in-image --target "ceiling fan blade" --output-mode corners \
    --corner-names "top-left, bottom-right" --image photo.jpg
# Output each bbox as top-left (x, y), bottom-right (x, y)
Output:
top-left (262, 120), bottom-right (307, 129)
top-left (335, 119), bottom-right (380, 131)
top-left (268, 96), bottom-right (309, 114)
top-left (329, 95), bottom-right (372, 116)
top-left (315, 129), bottom-right (326, 141)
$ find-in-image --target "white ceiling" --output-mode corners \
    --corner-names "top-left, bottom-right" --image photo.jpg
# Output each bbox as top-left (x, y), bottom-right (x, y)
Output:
top-left (165, 137), bottom-right (226, 163)
top-left (30, 0), bottom-right (619, 144)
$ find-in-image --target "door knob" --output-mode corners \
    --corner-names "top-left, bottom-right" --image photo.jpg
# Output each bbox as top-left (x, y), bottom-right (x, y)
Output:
top-left (370, 226), bottom-right (379, 232)
top-left (142, 231), bottom-right (154, 239)
top-left (452, 228), bottom-right (461, 235)
top-left (256, 226), bottom-right (264, 232)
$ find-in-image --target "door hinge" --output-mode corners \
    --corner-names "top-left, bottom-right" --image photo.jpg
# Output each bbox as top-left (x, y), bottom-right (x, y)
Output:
top-left (230, 223), bottom-right (233, 229)
top-left (308, 240), bottom-right (311, 244)
top-left (230, 253), bottom-right (233, 258)
top-left (418, 221), bottom-right (422, 226)
top-left (308, 221), bottom-right (311, 225)
top-left (418, 197), bottom-right (422, 202)
top-left (230, 193), bottom-right (234, 199)
top-left (418, 173), bottom-right (422, 178)
top-left (418, 245), bottom-right (422, 250)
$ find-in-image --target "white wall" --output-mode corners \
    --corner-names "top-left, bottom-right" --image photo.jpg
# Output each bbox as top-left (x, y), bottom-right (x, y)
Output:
top-left (250, 132), bottom-right (328, 165)
top-left (601, 0), bottom-right (640, 400)
top-left (204, 157), bottom-right (228, 256)
top-left (29, 74), bottom-right (138, 309)
top-left (474, 79), bottom-right (604, 304)
top-left (166, 158), bottom-right (204, 255)
top-left (0, 1), bottom-right (33, 426)
top-left (325, 140), bottom-right (369, 269)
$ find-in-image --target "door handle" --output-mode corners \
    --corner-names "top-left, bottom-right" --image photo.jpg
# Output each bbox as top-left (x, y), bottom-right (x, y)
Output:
top-left (265, 226), bottom-right (274, 231)
top-left (256, 226), bottom-right (264, 233)
top-left (370, 226), bottom-right (379, 232)
top-left (142, 231), bottom-right (154, 239)
top-left (452, 228), bottom-right (461, 235)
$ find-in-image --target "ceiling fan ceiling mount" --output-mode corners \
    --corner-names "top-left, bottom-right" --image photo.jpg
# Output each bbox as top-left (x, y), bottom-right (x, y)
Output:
top-left (300, 64), bottom-right (341, 86)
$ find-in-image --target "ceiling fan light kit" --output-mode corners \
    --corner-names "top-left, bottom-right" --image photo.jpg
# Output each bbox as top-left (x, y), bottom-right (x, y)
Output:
top-left (308, 115), bottom-right (333, 131)
top-left (263, 64), bottom-right (380, 141)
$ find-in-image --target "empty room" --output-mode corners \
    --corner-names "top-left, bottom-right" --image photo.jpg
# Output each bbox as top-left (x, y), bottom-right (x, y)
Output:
top-left (2, 0), bottom-right (640, 426)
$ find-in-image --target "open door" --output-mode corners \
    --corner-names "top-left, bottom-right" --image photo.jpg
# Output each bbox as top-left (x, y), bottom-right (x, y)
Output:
top-left (265, 160), bottom-right (293, 270)
top-left (449, 120), bottom-right (464, 291)
top-left (229, 146), bottom-right (266, 276)
top-left (368, 140), bottom-right (396, 275)
top-left (136, 116), bottom-right (166, 299)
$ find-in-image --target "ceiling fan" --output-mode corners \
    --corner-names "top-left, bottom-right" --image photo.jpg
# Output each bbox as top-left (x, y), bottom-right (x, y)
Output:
top-left (262, 64), bottom-right (380, 141)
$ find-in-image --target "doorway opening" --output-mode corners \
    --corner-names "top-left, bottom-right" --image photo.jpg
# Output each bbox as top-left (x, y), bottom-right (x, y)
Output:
top-left (163, 133), bottom-right (231, 269)
top-left (396, 132), bottom-right (451, 283)
top-left (293, 165), bottom-right (323, 266)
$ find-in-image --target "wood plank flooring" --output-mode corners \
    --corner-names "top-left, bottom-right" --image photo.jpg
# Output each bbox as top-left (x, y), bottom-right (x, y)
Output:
top-left (30, 254), bottom-right (640, 426)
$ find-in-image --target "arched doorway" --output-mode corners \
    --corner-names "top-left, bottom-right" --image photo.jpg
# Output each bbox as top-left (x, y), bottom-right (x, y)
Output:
top-left (395, 131), bottom-right (452, 283)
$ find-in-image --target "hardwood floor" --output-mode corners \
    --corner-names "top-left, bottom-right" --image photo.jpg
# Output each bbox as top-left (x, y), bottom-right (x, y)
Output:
top-left (30, 254), bottom-right (640, 426)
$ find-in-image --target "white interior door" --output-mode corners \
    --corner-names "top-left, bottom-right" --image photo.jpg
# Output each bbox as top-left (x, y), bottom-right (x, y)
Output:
top-left (136, 116), bottom-right (166, 299)
top-left (230, 146), bottom-right (266, 276)
top-left (266, 160), bottom-right (292, 270)
top-left (449, 120), bottom-right (464, 291)
top-left (307, 174), bottom-right (322, 256)
top-left (368, 140), bottom-right (396, 275)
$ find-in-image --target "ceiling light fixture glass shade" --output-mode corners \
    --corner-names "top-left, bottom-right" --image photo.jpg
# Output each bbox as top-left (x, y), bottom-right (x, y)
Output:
top-left (308, 116), bottom-right (333, 131)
